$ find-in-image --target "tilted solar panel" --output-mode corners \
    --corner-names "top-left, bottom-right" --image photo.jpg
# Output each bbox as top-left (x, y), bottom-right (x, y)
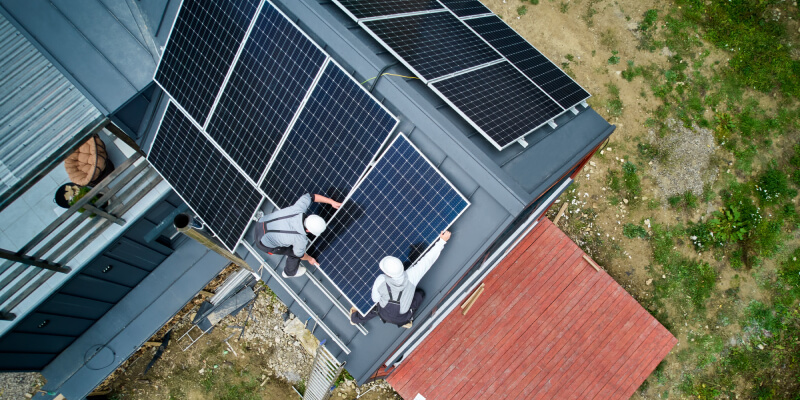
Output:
top-left (466, 15), bottom-right (590, 109)
top-left (261, 61), bottom-right (398, 211)
top-left (439, 0), bottom-right (492, 18)
top-left (206, 2), bottom-right (327, 182)
top-left (148, 102), bottom-right (264, 253)
top-left (430, 61), bottom-right (563, 150)
top-left (361, 12), bottom-right (500, 82)
top-left (154, 0), bottom-right (260, 126)
top-left (308, 135), bottom-right (469, 315)
top-left (332, 0), bottom-right (444, 20)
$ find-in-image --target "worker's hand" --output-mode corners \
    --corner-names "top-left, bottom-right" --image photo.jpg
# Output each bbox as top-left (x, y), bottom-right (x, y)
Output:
top-left (307, 257), bottom-right (319, 267)
top-left (439, 231), bottom-right (451, 242)
top-left (331, 200), bottom-right (342, 209)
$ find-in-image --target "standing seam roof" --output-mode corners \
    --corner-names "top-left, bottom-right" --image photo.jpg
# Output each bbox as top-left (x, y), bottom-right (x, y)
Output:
top-left (0, 12), bottom-right (101, 196)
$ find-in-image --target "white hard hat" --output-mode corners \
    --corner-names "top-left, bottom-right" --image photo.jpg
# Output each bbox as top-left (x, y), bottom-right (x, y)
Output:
top-left (379, 256), bottom-right (404, 278)
top-left (304, 215), bottom-right (326, 236)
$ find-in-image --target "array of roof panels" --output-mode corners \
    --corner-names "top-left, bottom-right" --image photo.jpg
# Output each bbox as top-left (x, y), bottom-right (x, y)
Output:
top-left (152, 0), bottom-right (469, 318)
top-left (309, 135), bottom-right (469, 314)
top-left (335, 0), bottom-right (444, 20)
top-left (332, 0), bottom-right (591, 150)
top-left (151, 0), bottom-right (398, 253)
top-left (154, 0), bottom-right (261, 126)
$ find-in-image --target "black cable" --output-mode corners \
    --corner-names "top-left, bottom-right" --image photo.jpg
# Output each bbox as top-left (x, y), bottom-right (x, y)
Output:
top-left (369, 62), bottom-right (400, 93)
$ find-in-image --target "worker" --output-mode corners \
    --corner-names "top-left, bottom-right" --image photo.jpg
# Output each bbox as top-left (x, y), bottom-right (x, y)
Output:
top-left (256, 193), bottom-right (341, 278)
top-left (350, 231), bottom-right (451, 328)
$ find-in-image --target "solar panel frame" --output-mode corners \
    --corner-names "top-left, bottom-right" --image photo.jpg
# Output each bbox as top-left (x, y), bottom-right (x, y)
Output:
top-left (330, 0), bottom-right (445, 21)
top-left (259, 59), bottom-right (399, 211)
top-left (437, 0), bottom-right (493, 18)
top-left (429, 61), bottom-right (564, 150)
top-left (204, 1), bottom-right (329, 183)
top-left (360, 11), bottom-right (502, 82)
top-left (307, 134), bottom-right (470, 315)
top-left (154, 0), bottom-right (262, 127)
top-left (147, 101), bottom-right (265, 253)
top-left (465, 15), bottom-right (590, 109)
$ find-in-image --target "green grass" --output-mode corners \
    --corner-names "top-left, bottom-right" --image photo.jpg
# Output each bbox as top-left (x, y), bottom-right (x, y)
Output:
top-left (623, 223), bottom-right (648, 239)
top-left (604, 83), bottom-right (623, 117)
top-left (516, 5), bottom-right (528, 16)
top-left (607, 50), bottom-right (620, 65)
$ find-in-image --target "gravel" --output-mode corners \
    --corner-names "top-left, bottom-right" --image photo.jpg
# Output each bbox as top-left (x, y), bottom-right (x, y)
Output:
top-left (0, 372), bottom-right (43, 399)
top-left (649, 118), bottom-right (718, 198)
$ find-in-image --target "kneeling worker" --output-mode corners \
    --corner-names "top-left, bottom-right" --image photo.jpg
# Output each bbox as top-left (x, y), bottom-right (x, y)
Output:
top-left (350, 231), bottom-right (451, 328)
top-left (257, 193), bottom-right (341, 278)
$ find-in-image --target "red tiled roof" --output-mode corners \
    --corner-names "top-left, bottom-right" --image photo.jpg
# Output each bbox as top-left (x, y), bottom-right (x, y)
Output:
top-left (388, 219), bottom-right (676, 399)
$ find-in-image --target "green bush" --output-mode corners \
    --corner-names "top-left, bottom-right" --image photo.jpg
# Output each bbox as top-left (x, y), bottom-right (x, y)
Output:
top-left (708, 205), bottom-right (749, 243)
top-left (608, 50), bottom-right (620, 65)
top-left (516, 5), bottom-right (528, 16)
top-left (756, 163), bottom-right (796, 204)
top-left (623, 223), bottom-right (648, 239)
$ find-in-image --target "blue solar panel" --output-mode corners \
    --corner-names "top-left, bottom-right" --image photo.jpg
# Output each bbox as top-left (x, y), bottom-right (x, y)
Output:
top-left (362, 12), bottom-right (501, 82)
top-left (261, 61), bottom-right (398, 212)
top-left (332, 0), bottom-right (444, 20)
top-left (148, 102), bottom-right (263, 253)
top-left (439, 0), bottom-right (492, 18)
top-left (206, 2), bottom-right (327, 182)
top-left (155, 0), bottom-right (260, 126)
top-left (430, 61), bottom-right (563, 150)
top-left (466, 16), bottom-right (590, 109)
top-left (308, 135), bottom-right (469, 314)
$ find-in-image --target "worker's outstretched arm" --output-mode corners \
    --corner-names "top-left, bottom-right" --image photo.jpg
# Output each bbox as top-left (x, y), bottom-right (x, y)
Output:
top-left (406, 231), bottom-right (451, 286)
top-left (313, 194), bottom-right (342, 209)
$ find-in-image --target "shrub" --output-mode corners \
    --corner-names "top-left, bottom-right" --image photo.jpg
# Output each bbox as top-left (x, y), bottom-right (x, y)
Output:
top-left (608, 50), bottom-right (620, 65)
top-left (708, 206), bottom-right (749, 243)
top-left (623, 223), bottom-right (648, 239)
top-left (516, 5), bottom-right (528, 16)
top-left (756, 163), bottom-right (796, 204)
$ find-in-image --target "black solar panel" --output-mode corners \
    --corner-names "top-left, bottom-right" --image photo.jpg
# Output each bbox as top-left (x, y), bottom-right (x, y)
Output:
top-left (439, 0), bottom-right (492, 17)
top-left (362, 12), bottom-right (500, 81)
top-left (149, 103), bottom-right (263, 252)
top-left (431, 61), bottom-right (563, 150)
top-left (332, 0), bottom-right (444, 20)
top-left (261, 61), bottom-right (398, 210)
top-left (206, 2), bottom-right (327, 182)
top-left (154, 0), bottom-right (260, 126)
top-left (308, 135), bottom-right (469, 314)
top-left (466, 16), bottom-right (590, 108)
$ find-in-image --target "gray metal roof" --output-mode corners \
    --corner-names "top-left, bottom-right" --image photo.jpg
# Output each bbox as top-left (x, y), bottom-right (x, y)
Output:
top-left (0, 12), bottom-right (101, 201)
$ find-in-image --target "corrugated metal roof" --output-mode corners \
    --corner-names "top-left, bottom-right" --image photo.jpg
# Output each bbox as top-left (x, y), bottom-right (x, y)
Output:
top-left (0, 12), bottom-right (101, 195)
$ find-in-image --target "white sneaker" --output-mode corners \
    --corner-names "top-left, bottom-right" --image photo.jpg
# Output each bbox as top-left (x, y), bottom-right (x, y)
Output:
top-left (401, 321), bottom-right (413, 329)
top-left (282, 265), bottom-right (306, 278)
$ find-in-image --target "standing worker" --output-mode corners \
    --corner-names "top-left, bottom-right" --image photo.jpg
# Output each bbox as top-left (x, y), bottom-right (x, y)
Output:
top-left (256, 193), bottom-right (341, 278)
top-left (350, 231), bottom-right (452, 328)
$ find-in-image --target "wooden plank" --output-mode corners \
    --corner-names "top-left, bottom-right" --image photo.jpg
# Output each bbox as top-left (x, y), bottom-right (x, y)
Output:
top-left (610, 330), bottom-right (677, 399)
top-left (583, 254), bottom-right (602, 272)
top-left (461, 286), bottom-right (484, 315)
top-left (553, 202), bottom-right (569, 225)
top-left (460, 283), bottom-right (484, 309)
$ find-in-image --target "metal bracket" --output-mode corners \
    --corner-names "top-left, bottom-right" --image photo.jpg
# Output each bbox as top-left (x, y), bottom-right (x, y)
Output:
top-left (517, 138), bottom-right (529, 148)
top-left (547, 120), bottom-right (558, 129)
top-left (569, 106), bottom-right (579, 115)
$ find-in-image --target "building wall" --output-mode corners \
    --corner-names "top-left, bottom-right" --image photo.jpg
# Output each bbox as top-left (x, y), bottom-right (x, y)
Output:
top-left (0, 192), bottom-right (184, 371)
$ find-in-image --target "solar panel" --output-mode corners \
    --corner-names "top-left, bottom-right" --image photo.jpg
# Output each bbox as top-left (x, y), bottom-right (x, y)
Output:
top-left (148, 102), bottom-right (263, 253)
top-left (430, 61), bottom-right (563, 150)
top-left (205, 2), bottom-right (328, 182)
top-left (154, 0), bottom-right (260, 126)
top-left (439, 0), bottom-right (492, 18)
top-left (332, 0), bottom-right (444, 20)
top-left (261, 60), bottom-right (398, 211)
top-left (308, 135), bottom-right (469, 314)
top-left (361, 12), bottom-right (501, 82)
top-left (466, 15), bottom-right (590, 108)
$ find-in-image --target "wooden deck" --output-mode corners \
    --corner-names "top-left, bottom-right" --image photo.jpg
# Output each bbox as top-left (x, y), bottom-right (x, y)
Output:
top-left (387, 219), bottom-right (676, 399)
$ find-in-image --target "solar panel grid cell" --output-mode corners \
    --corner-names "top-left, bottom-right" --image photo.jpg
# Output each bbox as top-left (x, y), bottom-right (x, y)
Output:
top-left (205, 2), bottom-right (328, 182)
top-left (155, 0), bottom-right (260, 125)
top-left (148, 103), bottom-right (263, 252)
top-left (362, 12), bottom-right (501, 81)
top-left (466, 16), bottom-right (590, 108)
top-left (309, 135), bottom-right (469, 314)
top-left (261, 61), bottom-right (398, 210)
top-left (333, 0), bottom-right (444, 20)
top-left (431, 61), bottom-right (563, 149)
top-left (438, 0), bottom-right (492, 17)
